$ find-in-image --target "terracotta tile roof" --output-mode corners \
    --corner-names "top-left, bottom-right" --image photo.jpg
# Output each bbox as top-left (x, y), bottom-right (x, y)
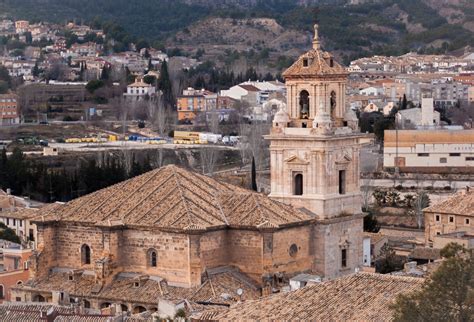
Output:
top-left (424, 190), bottom-right (474, 216)
top-left (282, 48), bottom-right (347, 78)
top-left (0, 304), bottom-right (113, 321)
top-left (15, 267), bottom-right (261, 307)
top-left (0, 208), bottom-right (39, 220)
top-left (35, 165), bottom-right (312, 230)
top-left (238, 85), bottom-right (260, 92)
top-left (209, 273), bottom-right (424, 321)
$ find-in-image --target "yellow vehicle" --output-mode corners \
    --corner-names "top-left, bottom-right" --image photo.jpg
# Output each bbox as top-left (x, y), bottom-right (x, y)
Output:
top-left (173, 131), bottom-right (201, 144)
top-left (108, 135), bottom-right (118, 142)
top-left (65, 138), bottom-right (82, 143)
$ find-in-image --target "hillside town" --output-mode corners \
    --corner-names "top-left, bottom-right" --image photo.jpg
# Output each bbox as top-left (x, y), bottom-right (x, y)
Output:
top-left (0, 14), bottom-right (473, 321)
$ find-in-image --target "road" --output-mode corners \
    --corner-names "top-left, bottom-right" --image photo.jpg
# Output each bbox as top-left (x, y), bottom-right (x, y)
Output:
top-left (49, 141), bottom-right (238, 152)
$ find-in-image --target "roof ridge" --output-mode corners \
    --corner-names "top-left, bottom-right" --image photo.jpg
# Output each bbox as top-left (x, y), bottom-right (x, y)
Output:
top-left (116, 171), bottom-right (175, 223)
top-left (171, 166), bottom-right (194, 227)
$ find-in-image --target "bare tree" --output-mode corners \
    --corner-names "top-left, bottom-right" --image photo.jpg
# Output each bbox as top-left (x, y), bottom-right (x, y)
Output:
top-left (200, 146), bottom-right (218, 176)
top-left (119, 148), bottom-right (134, 176)
top-left (361, 178), bottom-right (373, 211)
top-left (413, 191), bottom-right (430, 229)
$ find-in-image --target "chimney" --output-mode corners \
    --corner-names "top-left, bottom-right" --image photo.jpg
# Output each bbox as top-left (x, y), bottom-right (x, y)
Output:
top-left (6, 188), bottom-right (11, 195)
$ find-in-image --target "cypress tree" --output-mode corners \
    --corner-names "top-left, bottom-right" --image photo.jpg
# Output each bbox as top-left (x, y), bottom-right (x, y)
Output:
top-left (251, 156), bottom-right (258, 192)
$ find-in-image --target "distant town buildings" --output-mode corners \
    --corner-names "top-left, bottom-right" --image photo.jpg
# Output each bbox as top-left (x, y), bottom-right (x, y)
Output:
top-left (0, 94), bottom-right (19, 125)
top-left (0, 240), bottom-right (32, 303)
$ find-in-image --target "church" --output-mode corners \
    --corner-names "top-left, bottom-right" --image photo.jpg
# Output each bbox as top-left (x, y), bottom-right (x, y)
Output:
top-left (11, 25), bottom-right (368, 314)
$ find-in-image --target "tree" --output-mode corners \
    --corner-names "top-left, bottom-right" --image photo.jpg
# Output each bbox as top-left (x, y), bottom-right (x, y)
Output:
top-left (86, 80), bottom-right (105, 94)
top-left (376, 244), bottom-right (405, 274)
top-left (0, 222), bottom-right (21, 244)
top-left (251, 156), bottom-right (258, 192)
top-left (158, 61), bottom-right (174, 109)
top-left (413, 191), bottom-right (430, 229)
top-left (392, 245), bottom-right (474, 321)
top-left (401, 94), bottom-right (408, 110)
top-left (364, 211), bottom-right (380, 233)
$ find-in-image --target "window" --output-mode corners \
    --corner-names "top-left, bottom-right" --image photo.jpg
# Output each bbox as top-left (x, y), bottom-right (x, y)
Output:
top-left (83, 300), bottom-right (91, 309)
top-left (450, 153), bottom-right (461, 157)
top-left (24, 261), bottom-right (28, 270)
top-left (0, 285), bottom-right (3, 299)
top-left (466, 157), bottom-right (474, 161)
top-left (341, 249), bottom-right (347, 268)
top-left (435, 215), bottom-right (440, 222)
top-left (466, 218), bottom-right (470, 225)
top-left (15, 297), bottom-right (21, 302)
top-left (449, 216), bottom-right (454, 223)
top-left (418, 153), bottom-right (430, 157)
top-left (299, 90), bottom-right (309, 119)
top-left (289, 244), bottom-right (298, 257)
top-left (293, 173), bottom-right (303, 196)
top-left (148, 249), bottom-right (157, 267)
top-left (436, 232), bottom-right (441, 235)
top-left (6, 218), bottom-right (9, 225)
top-left (19, 220), bottom-right (22, 227)
top-left (440, 157), bottom-right (447, 164)
top-left (302, 58), bottom-right (308, 67)
top-left (81, 244), bottom-right (91, 265)
top-left (339, 170), bottom-right (346, 195)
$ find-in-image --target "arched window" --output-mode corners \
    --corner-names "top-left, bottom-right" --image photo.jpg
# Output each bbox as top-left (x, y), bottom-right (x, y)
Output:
top-left (81, 244), bottom-right (91, 265)
top-left (16, 280), bottom-right (23, 286)
top-left (83, 299), bottom-right (91, 309)
top-left (0, 285), bottom-right (4, 299)
top-left (299, 90), bottom-right (309, 119)
top-left (294, 173), bottom-right (303, 196)
top-left (330, 91), bottom-right (336, 120)
top-left (133, 306), bottom-right (147, 314)
top-left (100, 302), bottom-right (111, 309)
top-left (33, 294), bottom-right (45, 302)
top-left (148, 249), bottom-right (157, 267)
top-left (120, 304), bottom-right (129, 312)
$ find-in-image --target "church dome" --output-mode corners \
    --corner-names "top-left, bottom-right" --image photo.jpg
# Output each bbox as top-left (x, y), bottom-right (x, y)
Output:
top-left (273, 109), bottom-right (290, 124)
top-left (282, 24), bottom-right (347, 79)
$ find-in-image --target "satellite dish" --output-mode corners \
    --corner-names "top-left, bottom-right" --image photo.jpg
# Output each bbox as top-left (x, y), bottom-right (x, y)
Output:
top-left (236, 288), bottom-right (243, 296)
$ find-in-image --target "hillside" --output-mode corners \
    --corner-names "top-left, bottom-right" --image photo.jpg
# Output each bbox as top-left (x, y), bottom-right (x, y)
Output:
top-left (0, 0), bottom-right (473, 67)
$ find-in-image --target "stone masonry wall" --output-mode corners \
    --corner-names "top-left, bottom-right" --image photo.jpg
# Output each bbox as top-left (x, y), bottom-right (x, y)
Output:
top-left (268, 225), bottom-right (314, 276)
top-left (118, 229), bottom-right (190, 287)
top-left (313, 215), bottom-right (363, 280)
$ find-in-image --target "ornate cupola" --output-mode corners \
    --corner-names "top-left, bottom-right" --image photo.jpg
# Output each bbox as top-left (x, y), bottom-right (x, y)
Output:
top-left (281, 24), bottom-right (349, 129)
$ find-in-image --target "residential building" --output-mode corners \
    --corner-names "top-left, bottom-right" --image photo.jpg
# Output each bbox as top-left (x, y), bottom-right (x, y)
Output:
top-left (176, 87), bottom-right (217, 122)
top-left (220, 84), bottom-right (261, 106)
top-left (363, 232), bottom-right (388, 267)
top-left (396, 98), bottom-right (440, 129)
top-left (0, 94), bottom-right (20, 125)
top-left (383, 129), bottom-right (474, 172)
top-left (0, 241), bottom-right (32, 303)
top-left (197, 273), bottom-right (424, 321)
top-left (0, 209), bottom-right (39, 246)
top-left (15, 21), bottom-right (29, 34)
top-left (359, 86), bottom-right (384, 96)
top-left (124, 77), bottom-right (156, 100)
top-left (424, 188), bottom-right (474, 245)
top-left (0, 304), bottom-right (117, 321)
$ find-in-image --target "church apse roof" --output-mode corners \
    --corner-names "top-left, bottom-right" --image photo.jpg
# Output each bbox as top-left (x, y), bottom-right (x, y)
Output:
top-left (34, 165), bottom-right (312, 231)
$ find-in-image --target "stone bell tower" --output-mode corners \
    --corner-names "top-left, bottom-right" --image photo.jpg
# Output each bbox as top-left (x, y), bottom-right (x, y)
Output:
top-left (266, 25), bottom-right (368, 279)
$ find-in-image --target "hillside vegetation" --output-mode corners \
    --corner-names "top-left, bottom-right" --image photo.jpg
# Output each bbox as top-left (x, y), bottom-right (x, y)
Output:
top-left (0, 0), bottom-right (473, 66)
